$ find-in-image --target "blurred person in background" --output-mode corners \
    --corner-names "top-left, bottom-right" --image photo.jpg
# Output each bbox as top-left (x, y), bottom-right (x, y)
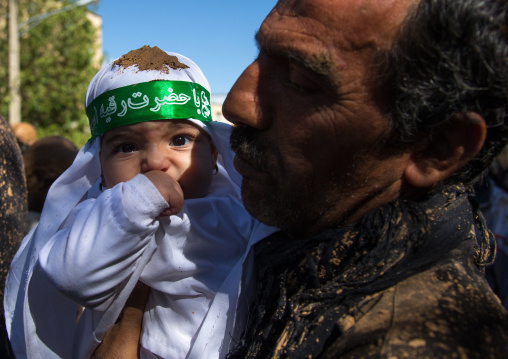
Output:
top-left (475, 159), bottom-right (508, 310)
top-left (22, 136), bottom-right (78, 232)
top-left (10, 122), bottom-right (37, 154)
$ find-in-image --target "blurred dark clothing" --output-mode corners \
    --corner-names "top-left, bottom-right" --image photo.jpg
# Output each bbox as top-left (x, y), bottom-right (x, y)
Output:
top-left (475, 176), bottom-right (508, 309)
top-left (228, 185), bottom-right (508, 358)
top-left (0, 116), bottom-right (28, 358)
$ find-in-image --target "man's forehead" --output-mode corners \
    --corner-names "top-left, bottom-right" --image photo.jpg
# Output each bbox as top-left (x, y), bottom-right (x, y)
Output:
top-left (269, 0), bottom-right (417, 50)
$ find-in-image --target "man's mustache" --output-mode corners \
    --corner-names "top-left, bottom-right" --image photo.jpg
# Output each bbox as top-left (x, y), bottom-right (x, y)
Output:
top-left (230, 125), bottom-right (267, 169)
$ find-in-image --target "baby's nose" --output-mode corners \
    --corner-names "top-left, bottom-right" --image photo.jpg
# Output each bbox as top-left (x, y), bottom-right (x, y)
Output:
top-left (141, 152), bottom-right (170, 173)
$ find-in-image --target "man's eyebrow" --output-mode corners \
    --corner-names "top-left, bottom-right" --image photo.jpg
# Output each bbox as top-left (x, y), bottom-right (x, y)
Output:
top-left (255, 30), bottom-right (278, 56)
top-left (254, 30), bottom-right (334, 78)
top-left (254, 31), bottom-right (261, 51)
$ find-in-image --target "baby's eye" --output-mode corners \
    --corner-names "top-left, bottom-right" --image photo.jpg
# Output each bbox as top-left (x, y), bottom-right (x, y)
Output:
top-left (170, 135), bottom-right (190, 147)
top-left (118, 143), bottom-right (138, 153)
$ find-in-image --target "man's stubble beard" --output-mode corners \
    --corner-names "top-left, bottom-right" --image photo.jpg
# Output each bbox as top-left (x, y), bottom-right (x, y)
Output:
top-left (230, 126), bottom-right (321, 237)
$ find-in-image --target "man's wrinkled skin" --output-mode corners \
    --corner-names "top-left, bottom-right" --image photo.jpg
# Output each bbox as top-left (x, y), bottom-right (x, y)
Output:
top-left (225, 0), bottom-right (419, 238)
top-left (224, 0), bottom-right (482, 238)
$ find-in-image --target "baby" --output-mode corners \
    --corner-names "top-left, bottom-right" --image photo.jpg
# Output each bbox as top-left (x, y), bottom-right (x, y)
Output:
top-left (5, 46), bottom-right (277, 359)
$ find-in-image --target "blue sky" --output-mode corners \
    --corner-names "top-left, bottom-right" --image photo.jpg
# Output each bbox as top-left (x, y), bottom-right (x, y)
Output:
top-left (95, 1), bottom-right (276, 95)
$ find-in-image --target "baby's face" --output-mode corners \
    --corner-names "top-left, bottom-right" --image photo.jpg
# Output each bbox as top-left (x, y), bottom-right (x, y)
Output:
top-left (100, 120), bottom-right (217, 199)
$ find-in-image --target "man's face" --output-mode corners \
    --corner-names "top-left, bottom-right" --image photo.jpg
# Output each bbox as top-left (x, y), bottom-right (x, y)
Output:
top-left (100, 120), bottom-right (217, 199)
top-left (223, 0), bottom-right (417, 237)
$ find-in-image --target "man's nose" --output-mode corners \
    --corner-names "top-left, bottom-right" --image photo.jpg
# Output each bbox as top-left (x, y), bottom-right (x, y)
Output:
top-left (222, 61), bottom-right (269, 130)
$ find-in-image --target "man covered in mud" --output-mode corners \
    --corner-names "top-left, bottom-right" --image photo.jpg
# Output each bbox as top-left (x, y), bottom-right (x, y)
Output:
top-left (221, 0), bottom-right (508, 357)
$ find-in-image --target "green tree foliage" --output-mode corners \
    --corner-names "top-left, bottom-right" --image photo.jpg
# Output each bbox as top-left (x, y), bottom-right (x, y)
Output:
top-left (1, 0), bottom-right (101, 147)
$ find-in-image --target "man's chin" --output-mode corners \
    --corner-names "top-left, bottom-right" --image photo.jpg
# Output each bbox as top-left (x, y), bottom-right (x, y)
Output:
top-left (233, 154), bottom-right (258, 178)
top-left (240, 179), bottom-right (307, 236)
top-left (241, 179), bottom-right (277, 224)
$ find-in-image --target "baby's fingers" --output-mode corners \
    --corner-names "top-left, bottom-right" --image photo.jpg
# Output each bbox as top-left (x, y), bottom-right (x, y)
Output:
top-left (159, 207), bottom-right (177, 217)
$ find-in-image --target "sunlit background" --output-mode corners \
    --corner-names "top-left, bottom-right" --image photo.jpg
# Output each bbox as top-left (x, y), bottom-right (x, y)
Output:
top-left (1, 0), bottom-right (276, 146)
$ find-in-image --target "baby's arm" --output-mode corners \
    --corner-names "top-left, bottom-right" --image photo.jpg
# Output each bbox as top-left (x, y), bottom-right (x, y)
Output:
top-left (39, 174), bottom-right (174, 311)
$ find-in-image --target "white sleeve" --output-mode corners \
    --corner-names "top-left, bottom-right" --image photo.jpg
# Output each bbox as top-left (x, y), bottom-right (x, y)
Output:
top-left (39, 174), bottom-right (169, 310)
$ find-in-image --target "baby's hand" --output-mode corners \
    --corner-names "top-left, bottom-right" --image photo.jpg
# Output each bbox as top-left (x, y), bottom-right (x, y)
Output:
top-left (144, 171), bottom-right (184, 216)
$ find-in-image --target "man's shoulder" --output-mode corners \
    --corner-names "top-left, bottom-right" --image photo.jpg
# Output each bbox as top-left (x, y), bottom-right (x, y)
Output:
top-left (323, 257), bottom-right (508, 358)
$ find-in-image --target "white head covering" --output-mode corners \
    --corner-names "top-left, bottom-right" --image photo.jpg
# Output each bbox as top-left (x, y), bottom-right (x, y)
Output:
top-left (80, 49), bottom-right (241, 191)
top-left (4, 49), bottom-right (268, 359)
top-left (85, 50), bottom-right (214, 137)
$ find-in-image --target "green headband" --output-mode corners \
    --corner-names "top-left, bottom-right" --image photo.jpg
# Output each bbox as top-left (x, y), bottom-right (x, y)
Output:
top-left (86, 80), bottom-right (212, 138)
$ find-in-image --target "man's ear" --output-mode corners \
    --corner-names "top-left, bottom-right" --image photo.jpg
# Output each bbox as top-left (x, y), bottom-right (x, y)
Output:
top-left (404, 112), bottom-right (486, 188)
